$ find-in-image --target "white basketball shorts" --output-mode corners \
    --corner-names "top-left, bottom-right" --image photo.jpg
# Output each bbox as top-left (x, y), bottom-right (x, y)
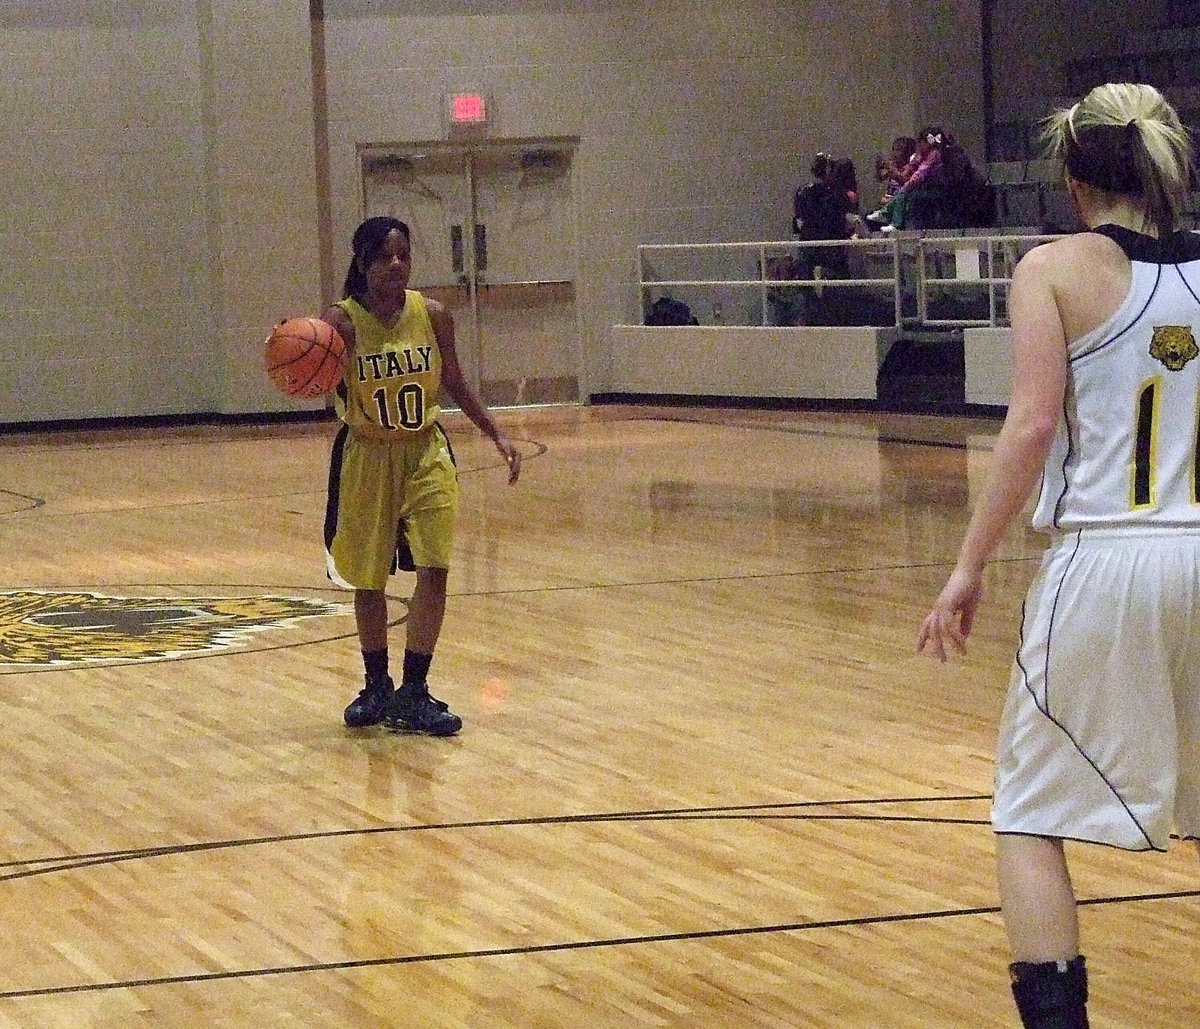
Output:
top-left (992, 527), bottom-right (1200, 850)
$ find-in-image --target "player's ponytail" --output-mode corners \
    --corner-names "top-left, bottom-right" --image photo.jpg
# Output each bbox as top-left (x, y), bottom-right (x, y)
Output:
top-left (1126, 118), bottom-right (1177, 243)
top-left (1043, 83), bottom-right (1191, 241)
top-left (342, 216), bottom-right (412, 301)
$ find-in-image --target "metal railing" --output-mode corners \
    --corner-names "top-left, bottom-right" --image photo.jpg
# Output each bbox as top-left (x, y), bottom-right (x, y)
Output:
top-left (638, 238), bottom-right (903, 327)
top-left (637, 231), bottom-right (1065, 329)
top-left (914, 232), bottom-right (1063, 326)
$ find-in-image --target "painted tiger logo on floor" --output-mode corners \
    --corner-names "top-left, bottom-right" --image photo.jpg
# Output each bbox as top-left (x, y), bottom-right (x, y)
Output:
top-left (0, 590), bottom-right (349, 665)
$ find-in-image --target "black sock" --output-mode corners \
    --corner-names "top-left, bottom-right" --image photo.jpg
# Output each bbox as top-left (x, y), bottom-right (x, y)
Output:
top-left (362, 648), bottom-right (389, 684)
top-left (402, 649), bottom-right (433, 687)
top-left (1010, 956), bottom-right (1089, 1029)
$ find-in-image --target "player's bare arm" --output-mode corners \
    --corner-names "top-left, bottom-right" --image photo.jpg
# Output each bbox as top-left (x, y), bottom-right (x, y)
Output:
top-left (917, 247), bottom-right (1066, 662)
top-left (320, 303), bottom-right (356, 377)
top-left (427, 299), bottom-right (521, 484)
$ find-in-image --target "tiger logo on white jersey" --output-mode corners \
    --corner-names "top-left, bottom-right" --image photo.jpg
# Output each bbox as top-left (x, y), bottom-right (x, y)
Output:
top-left (1149, 324), bottom-right (1198, 371)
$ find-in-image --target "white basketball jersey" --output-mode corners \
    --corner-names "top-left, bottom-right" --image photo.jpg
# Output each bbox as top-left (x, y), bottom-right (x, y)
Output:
top-left (1032, 225), bottom-right (1200, 531)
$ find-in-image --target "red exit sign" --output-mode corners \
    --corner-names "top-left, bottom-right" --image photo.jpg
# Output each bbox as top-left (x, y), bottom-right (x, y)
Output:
top-left (450, 93), bottom-right (487, 124)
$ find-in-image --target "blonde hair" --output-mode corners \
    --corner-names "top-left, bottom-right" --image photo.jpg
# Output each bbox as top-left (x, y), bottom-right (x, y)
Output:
top-left (1042, 83), bottom-right (1192, 239)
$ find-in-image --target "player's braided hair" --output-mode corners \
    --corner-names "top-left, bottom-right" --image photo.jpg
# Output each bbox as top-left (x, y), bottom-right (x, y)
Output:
top-left (343, 216), bottom-right (412, 301)
top-left (1042, 83), bottom-right (1192, 241)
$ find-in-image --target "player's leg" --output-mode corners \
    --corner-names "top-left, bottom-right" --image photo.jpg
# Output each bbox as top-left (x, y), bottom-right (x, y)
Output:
top-left (326, 429), bottom-right (399, 727)
top-left (355, 589), bottom-right (389, 651)
top-left (342, 588), bottom-right (394, 727)
top-left (997, 834), bottom-right (1079, 960)
top-left (405, 565), bottom-right (447, 656)
top-left (990, 540), bottom-right (1091, 1028)
top-left (991, 533), bottom-right (1190, 1028)
top-left (1173, 536), bottom-right (1200, 846)
top-left (382, 425), bottom-right (461, 736)
top-left (998, 834), bottom-right (1089, 1028)
top-left (384, 565), bottom-right (460, 736)
top-left (399, 564), bottom-right (449, 699)
top-left (393, 564), bottom-right (447, 698)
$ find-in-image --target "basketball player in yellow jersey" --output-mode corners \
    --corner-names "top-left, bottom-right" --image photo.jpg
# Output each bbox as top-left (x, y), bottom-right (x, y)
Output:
top-left (321, 216), bottom-right (520, 735)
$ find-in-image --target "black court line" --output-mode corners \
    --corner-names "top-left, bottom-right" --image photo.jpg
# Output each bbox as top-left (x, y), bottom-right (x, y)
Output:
top-left (3, 888), bottom-right (1197, 1001)
top-left (0, 795), bottom-right (991, 879)
top-left (0, 624), bottom-right (380, 674)
top-left (877, 433), bottom-right (990, 451)
top-left (0, 430), bottom-right (545, 469)
top-left (0, 437), bottom-right (546, 519)
top-left (0, 426), bottom-right (546, 459)
top-left (447, 555), bottom-right (1040, 600)
top-left (0, 488), bottom-right (45, 511)
top-left (0, 809), bottom-right (994, 880)
top-left (0, 415), bottom-right (979, 523)
top-left (0, 411), bottom-right (987, 525)
top-left (1, 409), bottom-right (990, 458)
top-left (637, 813), bottom-right (991, 826)
top-left (0, 810), bottom-right (993, 878)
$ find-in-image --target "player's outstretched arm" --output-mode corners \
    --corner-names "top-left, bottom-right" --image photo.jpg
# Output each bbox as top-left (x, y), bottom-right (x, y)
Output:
top-left (428, 300), bottom-right (521, 484)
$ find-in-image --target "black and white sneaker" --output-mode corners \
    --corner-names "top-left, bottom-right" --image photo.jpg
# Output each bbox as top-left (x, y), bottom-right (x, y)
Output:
top-left (382, 682), bottom-right (463, 736)
top-left (343, 675), bottom-right (395, 728)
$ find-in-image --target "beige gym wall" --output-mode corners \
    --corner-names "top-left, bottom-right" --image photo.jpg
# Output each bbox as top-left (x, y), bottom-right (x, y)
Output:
top-left (1, 0), bottom-right (980, 421)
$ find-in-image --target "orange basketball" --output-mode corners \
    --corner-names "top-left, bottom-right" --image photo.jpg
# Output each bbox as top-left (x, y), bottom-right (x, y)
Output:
top-left (265, 317), bottom-right (346, 399)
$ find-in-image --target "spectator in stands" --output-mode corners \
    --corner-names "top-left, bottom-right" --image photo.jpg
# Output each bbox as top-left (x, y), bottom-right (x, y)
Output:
top-left (910, 129), bottom-right (993, 228)
top-left (867, 127), bottom-right (947, 231)
top-left (793, 152), bottom-right (854, 274)
top-left (875, 135), bottom-right (919, 205)
top-left (833, 157), bottom-right (861, 211)
top-left (874, 152), bottom-right (893, 196)
top-left (833, 157), bottom-right (873, 238)
top-left (869, 127), bottom-right (992, 230)
top-left (792, 151), bottom-right (855, 323)
top-left (794, 153), bottom-right (853, 242)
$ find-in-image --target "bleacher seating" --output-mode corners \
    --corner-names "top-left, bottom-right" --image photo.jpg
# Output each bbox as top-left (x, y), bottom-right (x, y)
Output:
top-left (985, 8), bottom-right (1200, 232)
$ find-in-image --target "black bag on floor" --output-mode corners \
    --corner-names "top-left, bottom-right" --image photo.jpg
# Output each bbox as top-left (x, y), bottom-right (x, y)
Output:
top-left (646, 296), bottom-right (699, 325)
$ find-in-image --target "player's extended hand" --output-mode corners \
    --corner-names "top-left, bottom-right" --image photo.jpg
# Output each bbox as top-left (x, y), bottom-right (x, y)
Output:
top-left (916, 567), bottom-right (984, 663)
top-left (495, 435), bottom-right (521, 485)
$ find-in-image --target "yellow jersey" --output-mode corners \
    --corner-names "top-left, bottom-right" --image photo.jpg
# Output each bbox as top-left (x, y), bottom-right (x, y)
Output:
top-left (333, 292), bottom-right (442, 438)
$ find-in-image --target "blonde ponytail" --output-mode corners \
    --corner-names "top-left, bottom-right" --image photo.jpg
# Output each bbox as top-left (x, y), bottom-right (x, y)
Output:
top-left (1042, 83), bottom-right (1192, 239)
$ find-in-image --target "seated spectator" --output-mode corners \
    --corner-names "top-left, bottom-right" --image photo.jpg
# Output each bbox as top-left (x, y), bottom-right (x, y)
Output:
top-left (939, 132), bottom-right (994, 227)
top-left (906, 129), bottom-right (993, 228)
top-left (874, 135), bottom-right (918, 205)
top-left (867, 128), bottom-right (946, 231)
top-left (874, 153), bottom-right (892, 194)
top-left (833, 157), bottom-right (861, 212)
top-left (833, 157), bottom-right (873, 237)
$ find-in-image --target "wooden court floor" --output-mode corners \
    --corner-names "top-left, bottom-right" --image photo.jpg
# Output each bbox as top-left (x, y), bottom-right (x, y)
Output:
top-left (0, 404), bottom-right (1196, 1028)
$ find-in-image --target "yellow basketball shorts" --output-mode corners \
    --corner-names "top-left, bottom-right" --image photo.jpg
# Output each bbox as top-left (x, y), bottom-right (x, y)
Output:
top-left (324, 422), bottom-right (459, 589)
top-left (991, 528), bottom-right (1200, 851)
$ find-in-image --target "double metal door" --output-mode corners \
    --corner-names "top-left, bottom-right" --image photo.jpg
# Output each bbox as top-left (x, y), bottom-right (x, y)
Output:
top-left (360, 141), bottom-right (580, 408)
